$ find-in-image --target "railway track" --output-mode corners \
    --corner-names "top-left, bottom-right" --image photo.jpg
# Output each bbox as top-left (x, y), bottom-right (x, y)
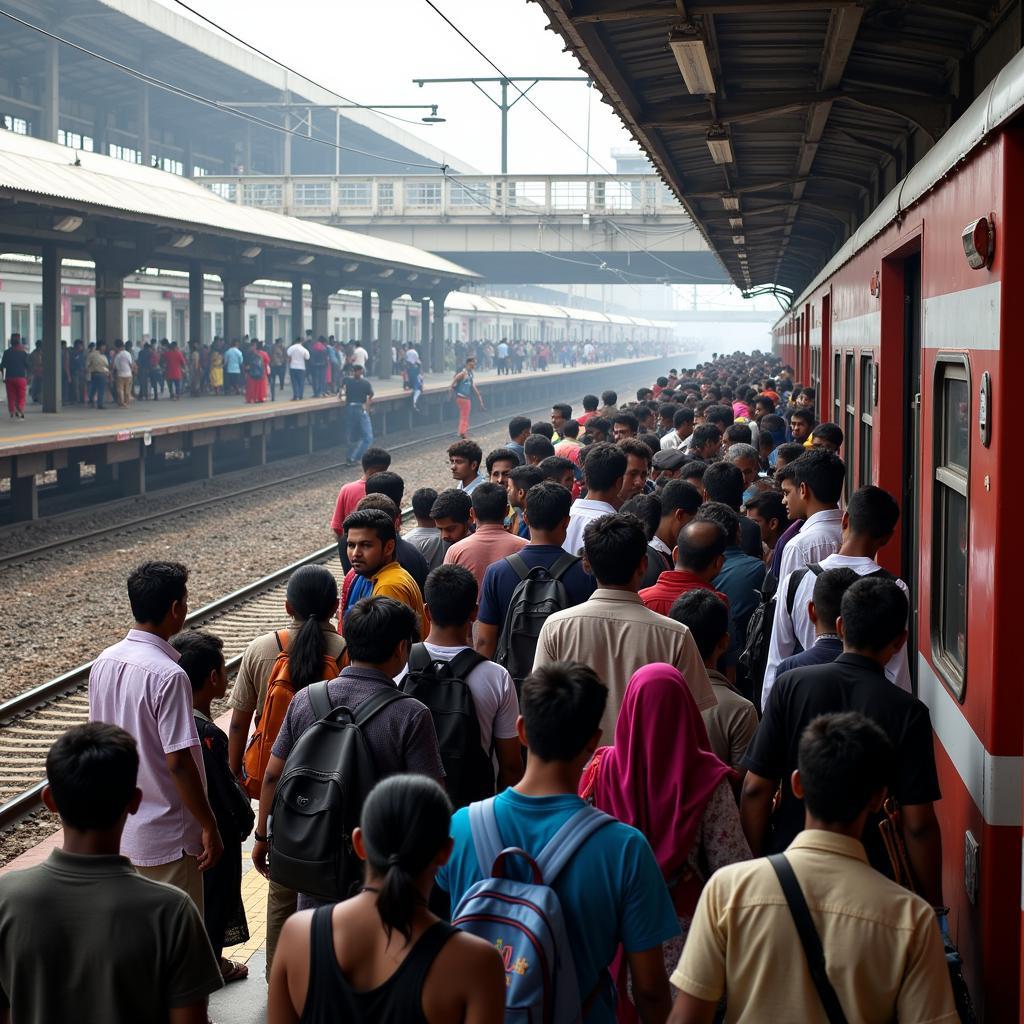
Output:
top-left (0, 538), bottom-right (352, 830)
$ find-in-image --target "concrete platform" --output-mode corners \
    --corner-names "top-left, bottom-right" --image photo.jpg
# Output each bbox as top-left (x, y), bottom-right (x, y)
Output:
top-left (0, 355), bottom-right (681, 521)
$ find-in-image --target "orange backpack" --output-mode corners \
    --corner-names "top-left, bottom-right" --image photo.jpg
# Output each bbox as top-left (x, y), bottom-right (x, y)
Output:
top-left (241, 630), bottom-right (341, 799)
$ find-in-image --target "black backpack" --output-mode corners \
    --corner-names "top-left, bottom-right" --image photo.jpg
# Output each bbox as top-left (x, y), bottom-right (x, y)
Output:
top-left (400, 644), bottom-right (494, 809)
top-left (495, 552), bottom-right (580, 689)
top-left (739, 568), bottom-right (777, 710)
top-left (268, 682), bottom-right (409, 901)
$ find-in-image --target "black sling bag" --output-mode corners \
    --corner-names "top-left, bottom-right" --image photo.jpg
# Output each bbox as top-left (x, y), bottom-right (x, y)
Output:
top-left (768, 854), bottom-right (848, 1024)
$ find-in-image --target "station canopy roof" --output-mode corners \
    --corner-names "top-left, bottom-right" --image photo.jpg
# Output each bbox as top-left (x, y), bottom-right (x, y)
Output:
top-left (0, 129), bottom-right (477, 290)
top-left (534, 0), bottom-right (1013, 300)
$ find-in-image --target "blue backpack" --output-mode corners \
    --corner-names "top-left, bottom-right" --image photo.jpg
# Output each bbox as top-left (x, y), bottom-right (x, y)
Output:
top-left (451, 798), bottom-right (615, 1024)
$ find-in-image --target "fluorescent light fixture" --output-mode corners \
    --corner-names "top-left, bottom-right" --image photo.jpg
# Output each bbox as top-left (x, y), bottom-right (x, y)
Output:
top-left (706, 124), bottom-right (733, 165)
top-left (378, 268), bottom-right (395, 278)
top-left (407, 272), bottom-right (419, 281)
top-left (342, 262), bottom-right (359, 272)
top-left (430, 277), bottom-right (441, 285)
top-left (54, 215), bottom-right (83, 233)
top-left (421, 105), bottom-right (446, 124)
top-left (170, 234), bottom-right (194, 248)
top-left (729, 217), bottom-right (743, 229)
top-left (732, 234), bottom-right (745, 245)
top-left (241, 246), bottom-right (262, 259)
top-left (721, 194), bottom-right (740, 211)
top-left (295, 254), bottom-right (315, 265)
top-left (668, 25), bottom-right (715, 94)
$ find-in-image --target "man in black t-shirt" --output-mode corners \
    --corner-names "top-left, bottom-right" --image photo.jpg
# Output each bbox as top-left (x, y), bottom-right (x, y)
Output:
top-left (340, 364), bottom-right (375, 465)
top-left (740, 576), bottom-right (943, 906)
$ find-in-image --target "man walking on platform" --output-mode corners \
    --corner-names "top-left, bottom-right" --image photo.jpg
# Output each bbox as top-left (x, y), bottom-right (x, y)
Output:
top-left (340, 363), bottom-right (374, 466)
top-left (450, 355), bottom-right (485, 438)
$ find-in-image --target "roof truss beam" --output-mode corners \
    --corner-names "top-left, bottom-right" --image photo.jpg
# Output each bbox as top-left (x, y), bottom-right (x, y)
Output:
top-left (569, 0), bottom-right (860, 22)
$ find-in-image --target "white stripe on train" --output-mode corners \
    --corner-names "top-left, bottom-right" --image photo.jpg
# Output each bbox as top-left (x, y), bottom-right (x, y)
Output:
top-left (917, 653), bottom-right (1022, 828)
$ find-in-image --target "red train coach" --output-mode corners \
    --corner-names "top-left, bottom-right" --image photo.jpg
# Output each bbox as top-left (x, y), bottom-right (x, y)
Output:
top-left (773, 48), bottom-right (1024, 1019)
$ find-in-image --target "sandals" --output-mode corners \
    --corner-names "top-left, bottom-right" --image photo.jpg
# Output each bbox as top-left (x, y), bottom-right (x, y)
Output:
top-left (219, 958), bottom-right (248, 984)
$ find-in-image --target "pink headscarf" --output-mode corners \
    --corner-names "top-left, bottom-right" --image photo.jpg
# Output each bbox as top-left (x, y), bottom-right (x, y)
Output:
top-left (580, 663), bottom-right (733, 881)
top-left (732, 400), bottom-right (751, 420)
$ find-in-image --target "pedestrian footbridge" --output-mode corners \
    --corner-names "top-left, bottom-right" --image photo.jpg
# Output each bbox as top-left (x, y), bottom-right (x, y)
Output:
top-left (199, 174), bottom-right (725, 286)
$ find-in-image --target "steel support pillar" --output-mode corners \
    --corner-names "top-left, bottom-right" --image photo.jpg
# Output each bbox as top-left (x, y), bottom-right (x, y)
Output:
top-left (311, 281), bottom-right (331, 342)
top-left (362, 286), bottom-right (374, 354)
top-left (430, 291), bottom-right (449, 374)
top-left (94, 263), bottom-right (125, 345)
top-left (41, 37), bottom-right (59, 143)
top-left (57, 462), bottom-right (81, 491)
top-left (222, 275), bottom-right (248, 346)
top-left (290, 279), bottom-right (304, 340)
top-left (41, 242), bottom-right (62, 413)
top-left (139, 83), bottom-right (151, 166)
top-left (376, 289), bottom-right (397, 380)
top-left (420, 298), bottom-right (431, 347)
top-left (120, 458), bottom-right (145, 496)
top-left (188, 261), bottom-right (203, 345)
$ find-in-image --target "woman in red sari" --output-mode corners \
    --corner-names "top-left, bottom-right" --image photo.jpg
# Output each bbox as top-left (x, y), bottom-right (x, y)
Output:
top-left (580, 663), bottom-right (750, 1020)
top-left (244, 341), bottom-right (270, 403)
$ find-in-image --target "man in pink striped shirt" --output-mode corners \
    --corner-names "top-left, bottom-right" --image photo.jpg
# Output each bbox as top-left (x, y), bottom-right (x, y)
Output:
top-left (89, 561), bottom-right (222, 911)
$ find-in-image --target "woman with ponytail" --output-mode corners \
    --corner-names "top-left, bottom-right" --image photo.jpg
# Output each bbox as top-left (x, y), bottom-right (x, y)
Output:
top-left (226, 563), bottom-right (345, 979)
top-left (268, 775), bottom-right (504, 1024)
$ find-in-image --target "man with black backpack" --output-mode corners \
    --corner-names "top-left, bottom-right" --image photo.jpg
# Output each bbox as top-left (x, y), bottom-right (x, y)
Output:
top-left (761, 485), bottom-right (910, 709)
top-left (474, 482), bottom-right (595, 671)
top-left (402, 564), bottom-right (523, 801)
top-left (252, 597), bottom-right (443, 908)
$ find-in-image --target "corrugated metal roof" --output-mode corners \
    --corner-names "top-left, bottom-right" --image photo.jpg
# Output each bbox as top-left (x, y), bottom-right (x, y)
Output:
top-left (0, 129), bottom-right (477, 281)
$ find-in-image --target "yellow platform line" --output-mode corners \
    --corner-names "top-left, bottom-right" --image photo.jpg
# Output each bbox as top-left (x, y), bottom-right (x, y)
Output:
top-left (224, 860), bottom-right (270, 965)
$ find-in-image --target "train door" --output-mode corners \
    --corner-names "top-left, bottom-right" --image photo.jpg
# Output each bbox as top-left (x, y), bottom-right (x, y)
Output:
top-left (70, 303), bottom-right (87, 343)
top-left (821, 292), bottom-right (832, 416)
top-left (902, 253), bottom-right (922, 670)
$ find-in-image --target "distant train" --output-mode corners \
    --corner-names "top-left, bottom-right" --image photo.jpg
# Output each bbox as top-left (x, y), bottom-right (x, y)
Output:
top-left (0, 255), bottom-right (675, 350)
top-left (772, 50), bottom-right (1024, 1020)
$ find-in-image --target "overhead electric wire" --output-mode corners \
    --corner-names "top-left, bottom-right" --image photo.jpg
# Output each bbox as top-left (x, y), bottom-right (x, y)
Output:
top-left (165, 0), bottom-right (442, 129)
top-left (0, 8), bottom-right (448, 171)
top-left (420, 0), bottom-right (639, 185)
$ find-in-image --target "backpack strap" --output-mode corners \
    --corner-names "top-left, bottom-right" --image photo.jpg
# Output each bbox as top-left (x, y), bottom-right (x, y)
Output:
top-left (407, 643), bottom-right (433, 675)
top-left (768, 854), bottom-right (848, 1024)
top-left (547, 552), bottom-right (581, 581)
top-left (505, 553), bottom-right (531, 581)
top-left (535, 806), bottom-right (615, 884)
top-left (307, 680), bottom-right (333, 721)
top-left (274, 630), bottom-right (287, 653)
top-left (468, 798), bottom-right (505, 877)
top-left (353, 685), bottom-right (408, 727)
top-left (785, 567), bottom-right (811, 616)
top-left (447, 647), bottom-right (487, 680)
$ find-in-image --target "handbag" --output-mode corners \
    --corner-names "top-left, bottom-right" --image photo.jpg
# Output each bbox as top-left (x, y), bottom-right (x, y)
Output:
top-left (769, 854), bottom-right (848, 1024)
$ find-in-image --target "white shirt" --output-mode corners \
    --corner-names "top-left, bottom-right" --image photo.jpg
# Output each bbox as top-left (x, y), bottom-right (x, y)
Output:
top-left (395, 642), bottom-right (520, 761)
top-left (286, 343), bottom-right (309, 370)
top-left (458, 473), bottom-right (486, 495)
top-left (497, 342), bottom-right (509, 358)
top-left (761, 553), bottom-right (912, 708)
top-left (777, 507), bottom-right (844, 581)
top-left (651, 535), bottom-right (672, 559)
top-left (563, 497), bottom-right (617, 555)
top-left (405, 348), bottom-right (421, 366)
top-left (352, 345), bottom-right (368, 368)
top-left (660, 429), bottom-right (687, 451)
top-left (113, 350), bottom-right (134, 377)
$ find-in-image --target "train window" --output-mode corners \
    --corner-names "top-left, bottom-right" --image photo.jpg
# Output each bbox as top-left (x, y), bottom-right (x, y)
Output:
top-left (933, 360), bottom-right (970, 696)
top-left (859, 355), bottom-right (874, 486)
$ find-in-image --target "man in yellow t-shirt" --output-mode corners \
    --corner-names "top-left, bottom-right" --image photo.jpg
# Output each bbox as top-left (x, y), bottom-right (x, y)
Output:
top-left (339, 509), bottom-right (424, 631)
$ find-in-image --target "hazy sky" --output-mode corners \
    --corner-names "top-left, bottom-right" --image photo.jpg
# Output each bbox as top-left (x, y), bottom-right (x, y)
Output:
top-left (159, 0), bottom-right (641, 176)
top-left (155, 0), bottom-right (776, 318)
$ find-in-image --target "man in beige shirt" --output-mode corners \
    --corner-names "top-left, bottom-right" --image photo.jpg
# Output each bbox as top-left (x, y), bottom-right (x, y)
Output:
top-left (669, 589), bottom-right (758, 777)
top-left (669, 712), bottom-right (956, 1024)
top-left (533, 511), bottom-right (714, 740)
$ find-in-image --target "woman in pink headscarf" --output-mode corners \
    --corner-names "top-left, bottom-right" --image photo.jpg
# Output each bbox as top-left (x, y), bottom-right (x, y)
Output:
top-left (580, 663), bottom-right (749, 1017)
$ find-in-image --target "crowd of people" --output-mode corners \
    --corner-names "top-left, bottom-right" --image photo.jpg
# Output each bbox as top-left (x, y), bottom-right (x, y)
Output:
top-left (0, 330), bottom-right (663, 418)
top-left (0, 350), bottom-right (964, 1024)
